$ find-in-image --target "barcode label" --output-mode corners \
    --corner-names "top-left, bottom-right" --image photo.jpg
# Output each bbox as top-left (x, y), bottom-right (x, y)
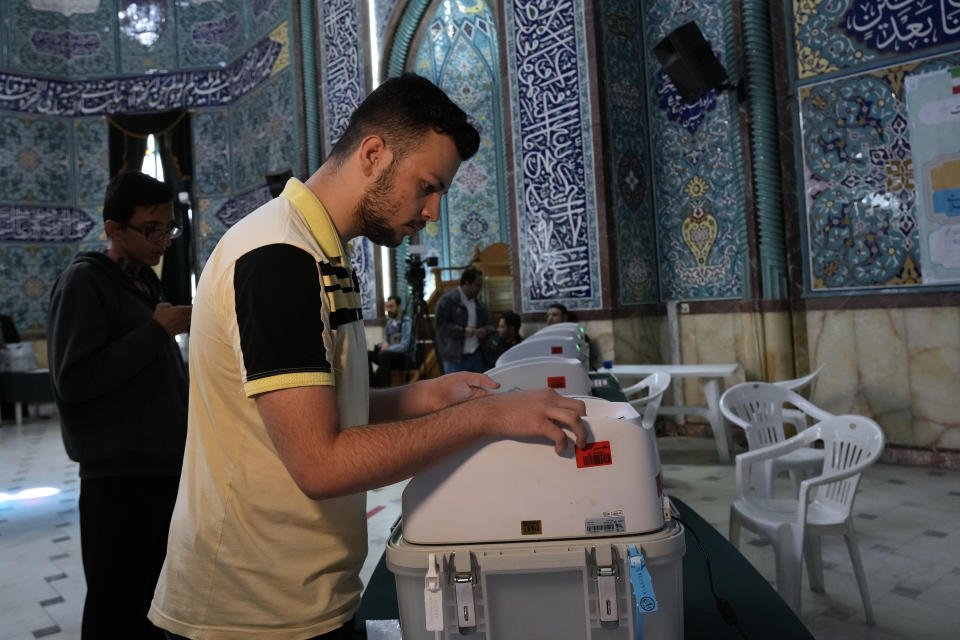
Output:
top-left (551, 346), bottom-right (563, 354)
top-left (585, 516), bottom-right (626, 535)
top-left (576, 441), bottom-right (613, 468)
top-left (547, 376), bottom-right (566, 388)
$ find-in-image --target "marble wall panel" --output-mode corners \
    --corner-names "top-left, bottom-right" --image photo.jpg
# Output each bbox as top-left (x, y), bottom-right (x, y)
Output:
top-left (905, 307), bottom-right (960, 448)
top-left (853, 308), bottom-right (912, 444)
top-left (612, 316), bottom-right (665, 365)
top-left (732, 312), bottom-right (765, 382)
top-left (807, 310), bottom-right (860, 413)
top-left (762, 312), bottom-right (796, 384)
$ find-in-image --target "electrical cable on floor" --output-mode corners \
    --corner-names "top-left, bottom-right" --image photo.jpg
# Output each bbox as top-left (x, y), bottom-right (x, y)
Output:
top-left (673, 516), bottom-right (751, 640)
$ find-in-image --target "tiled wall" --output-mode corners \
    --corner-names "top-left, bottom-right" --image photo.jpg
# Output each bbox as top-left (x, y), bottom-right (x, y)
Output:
top-left (642, 0), bottom-right (747, 302)
top-left (0, 1), bottom-right (301, 334)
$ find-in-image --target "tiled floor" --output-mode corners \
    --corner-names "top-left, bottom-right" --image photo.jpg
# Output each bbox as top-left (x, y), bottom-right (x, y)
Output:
top-left (2, 416), bottom-right (958, 639)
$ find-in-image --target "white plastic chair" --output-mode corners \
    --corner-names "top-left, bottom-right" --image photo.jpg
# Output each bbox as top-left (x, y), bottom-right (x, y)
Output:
top-left (620, 372), bottom-right (671, 430)
top-left (729, 415), bottom-right (885, 624)
top-left (721, 382), bottom-right (833, 498)
top-left (774, 364), bottom-right (826, 432)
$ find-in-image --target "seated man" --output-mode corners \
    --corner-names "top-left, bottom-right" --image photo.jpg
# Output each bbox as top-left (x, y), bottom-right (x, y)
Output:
top-left (484, 311), bottom-right (522, 368)
top-left (369, 295), bottom-right (416, 387)
top-left (545, 303), bottom-right (599, 369)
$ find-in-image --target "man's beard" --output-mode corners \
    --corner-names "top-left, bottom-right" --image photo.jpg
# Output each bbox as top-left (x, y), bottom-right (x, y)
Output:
top-left (355, 157), bottom-right (403, 247)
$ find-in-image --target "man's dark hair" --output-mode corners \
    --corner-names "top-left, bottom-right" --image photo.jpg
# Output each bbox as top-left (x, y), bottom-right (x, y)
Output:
top-left (461, 267), bottom-right (483, 286)
top-left (501, 311), bottom-right (521, 332)
top-left (387, 295), bottom-right (403, 306)
top-left (328, 73), bottom-right (480, 165)
top-left (103, 172), bottom-right (173, 224)
top-left (548, 303), bottom-right (569, 317)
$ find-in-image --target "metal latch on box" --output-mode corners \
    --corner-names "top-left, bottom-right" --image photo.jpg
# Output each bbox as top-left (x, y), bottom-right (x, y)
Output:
top-left (588, 545), bottom-right (623, 629)
top-left (448, 551), bottom-right (480, 635)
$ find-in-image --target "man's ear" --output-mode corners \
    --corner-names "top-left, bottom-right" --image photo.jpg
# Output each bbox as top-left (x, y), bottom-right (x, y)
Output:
top-left (357, 135), bottom-right (389, 178)
top-left (104, 219), bottom-right (121, 239)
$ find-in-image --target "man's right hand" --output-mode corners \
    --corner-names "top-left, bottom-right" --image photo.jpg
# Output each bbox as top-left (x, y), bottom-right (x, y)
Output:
top-left (475, 389), bottom-right (588, 454)
top-left (154, 302), bottom-right (192, 335)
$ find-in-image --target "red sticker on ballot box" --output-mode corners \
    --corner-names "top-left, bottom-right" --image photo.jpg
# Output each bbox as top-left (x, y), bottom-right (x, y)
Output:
top-left (551, 345), bottom-right (563, 354)
top-left (576, 441), bottom-right (612, 468)
top-left (547, 376), bottom-right (566, 388)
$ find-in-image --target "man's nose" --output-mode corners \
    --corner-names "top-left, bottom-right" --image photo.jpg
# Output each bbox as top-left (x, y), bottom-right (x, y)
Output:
top-left (421, 193), bottom-right (443, 221)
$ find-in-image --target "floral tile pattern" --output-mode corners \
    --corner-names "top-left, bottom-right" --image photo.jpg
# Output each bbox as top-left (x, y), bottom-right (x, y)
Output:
top-left (596, 0), bottom-right (659, 305)
top-left (793, 0), bottom-right (960, 81)
top-left (415, 0), bottom-right (508, 270)
top-left (73, 117), bottom-right (108, 207)
top-left (799, 54), bottom-right (960, 290)
top-left (193, 109), bottom-right (232, 197)
top-left (6, 0), bottom-right (116, 77)
top-left (0, 244), bottom-right (76, 334)
top-left (177, 0), bottom-right (245, 69)
top-left (644, 0), bottom-right (745, 301)
top-left (0, 115), bottom-right (72, 205)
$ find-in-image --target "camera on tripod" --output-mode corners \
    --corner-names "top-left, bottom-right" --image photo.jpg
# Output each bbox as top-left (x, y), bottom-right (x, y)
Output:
top-left (405, 245), bottom-right (439, 310)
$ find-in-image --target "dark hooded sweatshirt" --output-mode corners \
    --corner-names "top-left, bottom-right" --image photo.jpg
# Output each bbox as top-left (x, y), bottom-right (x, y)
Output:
top-left (47, 252), bottom-right (188, 479)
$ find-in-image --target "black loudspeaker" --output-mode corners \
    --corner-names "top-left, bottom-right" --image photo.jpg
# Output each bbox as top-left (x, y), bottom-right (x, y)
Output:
top-left (653, 22), bottom-right (728, 103)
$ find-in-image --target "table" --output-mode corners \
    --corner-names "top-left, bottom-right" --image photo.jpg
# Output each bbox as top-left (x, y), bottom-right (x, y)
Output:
top-left (0, 369), bottom-right (55, 425)
top-left (354, 497), bottom-right (814, 639)
top-left (607, 364), bottom-right (740, 462)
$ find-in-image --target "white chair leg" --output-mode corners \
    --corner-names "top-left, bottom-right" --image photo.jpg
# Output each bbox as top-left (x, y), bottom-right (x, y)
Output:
top-left (759, 459), bottom-right (775, 498)
top-left (804, 534), bottom-right (824, 593)
top-left (773, 528), bottom-right (802, 616)
top-left (729, 507), bottom-right (741, 548)
top-left (843, 525), bottom-right (876, 626)
top-left (788, 469), bottom-right (802, 497)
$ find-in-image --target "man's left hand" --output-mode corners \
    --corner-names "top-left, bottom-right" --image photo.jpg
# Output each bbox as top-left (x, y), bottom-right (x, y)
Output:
top-left (425, 371), bottom-right (499, 411)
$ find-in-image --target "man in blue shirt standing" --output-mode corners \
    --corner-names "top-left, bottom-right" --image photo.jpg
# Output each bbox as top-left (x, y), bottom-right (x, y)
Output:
top-left (369, 295), bottom-right (417, 386)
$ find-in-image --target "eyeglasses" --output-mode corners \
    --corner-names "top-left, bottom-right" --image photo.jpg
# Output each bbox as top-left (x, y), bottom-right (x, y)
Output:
top-left (124, 222), bottom-right (182, 242)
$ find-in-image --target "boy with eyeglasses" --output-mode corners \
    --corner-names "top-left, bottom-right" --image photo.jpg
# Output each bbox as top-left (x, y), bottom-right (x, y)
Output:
top-left (47, 171), bottom-right (192, 639)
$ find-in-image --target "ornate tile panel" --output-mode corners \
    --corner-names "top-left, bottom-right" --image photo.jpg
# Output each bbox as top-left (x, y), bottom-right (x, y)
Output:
top-left (6, 0), bottom-right (116, 77)
top-left (0, 205), bottom-right (95, 241)
top-left (229, 70), bottom-right (298, 193)
top-left (799, 54), bottom-right (960, 291)
top-left (317, 0), bottom-right (377, 318)
top-left (504, 0), bottom-right (602, 311)
top-left (195, 196), bottom-right (229, 273)
top-left (644, 0), bottom-right (745, 300)
top-left (118, 0), bottom-right (178, 74)
top-left (213, 185), bottom-right (272, 228)
top-left (193, 108), bottom-right (232, 197)
top-left (595, 0), bottom-right (658, 305)
top-left (374, 0), bottom-right (401, 42)
top-left (415, 0), bottom-right (508, 270)
top-left (0, 115), bottom-right (72, 205)
top-left (73, 117), bottom-right (108, 206)
top-left (318, 0), bottom-right (366, 158)
top-left (0, 243), bottom-right (76, 333)
top-left (176, 0), bottom-right (245, 69)
top-left (793, 0), bottom-right (960, 82)
top-left (247, 0), bottom-right (290, 43)
top-left (0, 33), bottom-right (284, 116)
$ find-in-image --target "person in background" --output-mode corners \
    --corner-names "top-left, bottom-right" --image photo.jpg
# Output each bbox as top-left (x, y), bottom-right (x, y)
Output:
top-left (47, 171), bottom-right (191, 639)
top-left (434, 266), bottom-right (494, 374)
top-left (544, 302), bottom-right (600, 369)
top-left (149, 73), bottom-right (586, 640)
top-left (484, 310), bottom-right (523, 368)
top-left (369, 295), bottom-right (417, 386)
top-left (545, 302), bottom-right (569, 325)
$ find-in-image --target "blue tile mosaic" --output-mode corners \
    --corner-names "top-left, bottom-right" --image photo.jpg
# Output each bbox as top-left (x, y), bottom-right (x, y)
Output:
top-left (176, 0), bottom-right (245, 69)
top-left (118, 0), bottom-right (177, 74)
top-left (374, 0), bottom-right (402, 43)
top-left (415, 0), bottom-right (509, 271)
top-left (798, 54), bottom-right (960, 290)
top-left (229, 70), bottom-right (298, 193)
top-left (794, 0), bottom-right (960, 82)
top-left (0, 115), bottom-right (73, 205)
top-left (0, 35), bottom-right (284, 117)
top-left (73, 117), bottom-right (108, 206)
top-left (318, 0), bottom-right (377, 319)
top-left (595, 0), bottom-right (659, 305)
top-left (193, 109), bottom-right (232, 197)
top-left (644, 0), bottom-right (745, 301)
top-left (0, 243), bottom-right (76, 334)
top-left (248, 0), bottom-right (290, 44)
top-left (319, 0), bottom-right (367, 157)
top-left (0, 205), bottom-right (95, 242)
top-left (213, 185), bottom-right (271, 228)
top-left (504, 0), bottom-right (602, 311)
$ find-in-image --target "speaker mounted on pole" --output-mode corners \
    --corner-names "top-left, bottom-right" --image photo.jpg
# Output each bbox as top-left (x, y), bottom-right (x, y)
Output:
top-left (653, 21), bottom-right (730, 103)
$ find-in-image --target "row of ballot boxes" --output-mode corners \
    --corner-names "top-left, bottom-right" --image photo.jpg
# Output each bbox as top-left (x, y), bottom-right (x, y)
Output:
top-left (385, 324), bottom-right (684, 639)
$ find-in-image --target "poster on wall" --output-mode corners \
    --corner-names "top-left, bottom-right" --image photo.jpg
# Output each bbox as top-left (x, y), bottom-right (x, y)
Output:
top-left (905, 67), bottom-right (960, 284)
